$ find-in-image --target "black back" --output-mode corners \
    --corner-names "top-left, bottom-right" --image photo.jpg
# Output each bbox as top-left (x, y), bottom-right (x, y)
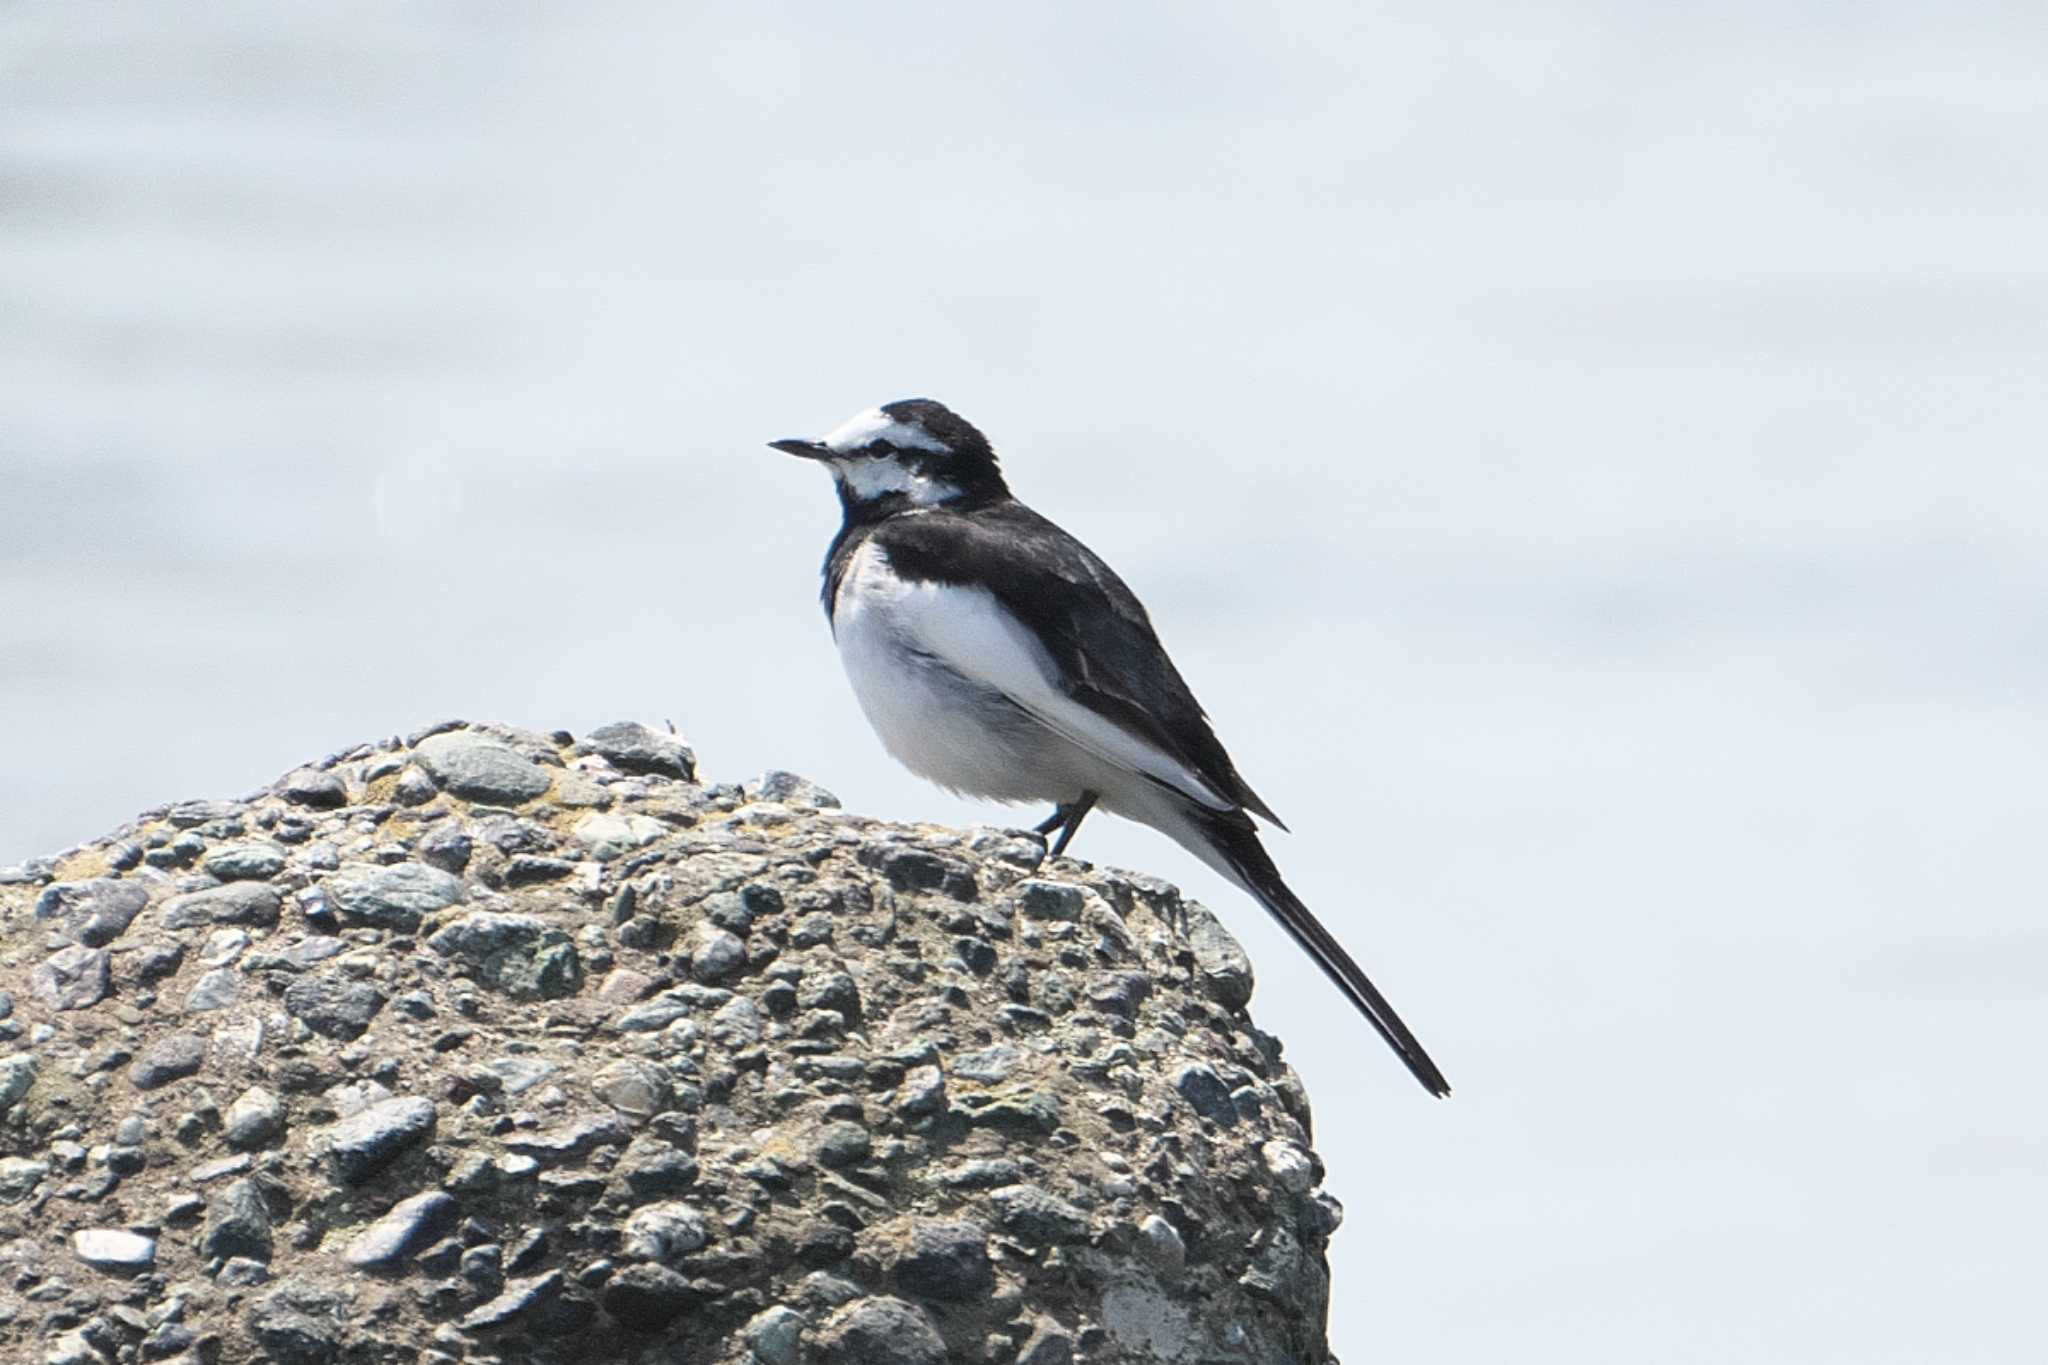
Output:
top-left (823, 497), bottom-right (1283, 827)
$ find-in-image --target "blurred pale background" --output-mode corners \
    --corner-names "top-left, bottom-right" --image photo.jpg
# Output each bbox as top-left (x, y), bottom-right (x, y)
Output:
top-left (3, 3), bottom-right (2044, 1360)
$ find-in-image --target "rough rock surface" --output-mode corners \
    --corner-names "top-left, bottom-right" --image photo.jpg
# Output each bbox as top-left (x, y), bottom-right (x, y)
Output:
top-left (0, 720), bottom-right (1343, 1364)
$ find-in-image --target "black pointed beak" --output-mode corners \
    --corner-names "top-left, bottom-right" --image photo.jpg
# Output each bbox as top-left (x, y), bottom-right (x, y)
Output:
top-left (769, 438), bottom-right (831, 460)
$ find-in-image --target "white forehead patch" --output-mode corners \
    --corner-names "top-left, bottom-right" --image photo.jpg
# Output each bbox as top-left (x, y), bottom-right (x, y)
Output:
top-left (822, 407), bottom-right (950, 455)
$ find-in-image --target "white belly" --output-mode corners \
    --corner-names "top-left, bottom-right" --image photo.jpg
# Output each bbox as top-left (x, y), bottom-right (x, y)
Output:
top-left (832, 541), bottom-right (1100, 805)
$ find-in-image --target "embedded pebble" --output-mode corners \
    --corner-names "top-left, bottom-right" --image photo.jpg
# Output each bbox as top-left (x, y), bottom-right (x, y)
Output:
top-left (129, 1033), bottom-right (206, 1090)
top-left (325, 1097), bottom-right (437, 1183)
top-left (72, 1228), bottom-right (156, 1270)
top-left (31, 944), bottom-right (110, 1010)
top-left (414, 732), bottom-right (553, 804)
top-left (343, 1190), bottom-right (456, 1267)
top-left (35, 879), bottom-right (150, 947)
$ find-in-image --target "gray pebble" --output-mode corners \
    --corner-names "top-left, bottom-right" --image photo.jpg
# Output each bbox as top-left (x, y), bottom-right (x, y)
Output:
top-left (129, 1033), bottom-right (206, 1090)
top-left (742, 1304), bottom-right (807, 1365)
top-left (31, 944), bottom-right (111, 1011)
top-left (224, 1087), bottom-right (285, 1149)
top-left (342, 1190), bottom-right (456, 1267)
top-left (283, 971), bottom-right (387, 1040)
top-left (577, 721), bottom-right (695, 780)
top-left (71, 1227), bottom-right (156, 1270)
top-left (202, 1177), bottom-right (273, 1262)
top-left (326, 862), bottom-right (463, 933)
top-left (325, 1096), bottom-right (437, 1184)
top-left (1173, 1063), bottom-right (1238, 1127)
top-left (892, 1219), bottom-right (993, 1301)
top-left (413, 732), bottom-right (553, 804)
top-left (689, 924), bottom-right (746, 983)
top-left (601, 1262), bottom-right (697, 1330)
top-left (35, 879), bottom-right (151, 947)
top-left (0, 1054), bottom-right (36, 1111)
top-left (989, 1184), bottom-right (1090, 1245)
top-left (281, 768), bottom-right (348, 808)
top-left (811, 1296), bottom-right (947, 1365)
top-left (203, 842), bottom-right (288, 882)
top-left (743, 770), bottom-right (840, 809)
top-left (622, 1201), bottom-right (711, 1262)
top-left (183, 968), bottom-right (241, 1013)
top-left (159, 882), bottom-right (281, 930)
top-left (458, 1269), bottom-right (563, 1330)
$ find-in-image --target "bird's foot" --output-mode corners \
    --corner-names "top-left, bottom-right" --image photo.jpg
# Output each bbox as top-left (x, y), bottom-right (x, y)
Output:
top-left (1035, 791), bottom-right (1100, 859)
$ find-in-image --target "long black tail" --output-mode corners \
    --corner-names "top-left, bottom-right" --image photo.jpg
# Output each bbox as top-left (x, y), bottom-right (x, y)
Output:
top-left (1193, 807), bottom-right (1451, 1097)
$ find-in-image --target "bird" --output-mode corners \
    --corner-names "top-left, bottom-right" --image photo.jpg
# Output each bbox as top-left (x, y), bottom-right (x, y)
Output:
top-left (770, 399), bottom-right (1450, 1096)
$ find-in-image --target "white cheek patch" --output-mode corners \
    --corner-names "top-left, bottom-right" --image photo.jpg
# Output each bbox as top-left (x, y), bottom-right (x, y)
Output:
top-left (832, 456), bottom-right (964, 506)
top-left (822, 407), bottom-right (949, 455)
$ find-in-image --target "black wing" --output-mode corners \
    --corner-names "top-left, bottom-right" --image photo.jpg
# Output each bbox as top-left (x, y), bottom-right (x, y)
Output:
top-left (865, 499), bottom-right (1284, 826)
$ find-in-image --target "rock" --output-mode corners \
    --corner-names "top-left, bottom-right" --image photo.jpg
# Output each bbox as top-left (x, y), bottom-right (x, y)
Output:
top-left (342, 1190), bottom-right (456, 1267)
top-left (989, 1184), bottom-right (1090, 1246)
top-left (813, 1121), bottom-right (872, 1169)
top-left (460, 1269), bottom-right (563, 1329)
top-left (159, 882), bottom-right (282, 929)
top-left (613, 1135), bottom-right (699, 1199)
top-left (590, 1058), bottom-right (672, 1123)
top-left (1184, 902), bottom-right (1255, 1008)
top-left (874, 847), bottom-right (978, 900)
top-left (622, 1202), bottom-right (711, 1262)
top-left (0, 1157), bottom-right (49, 1202)
top-left (743, 771), bottom-right (840, 809)
top-left (35, 878), bottom-right (150, 946)
top-left (1262, 1139), bottom-right (1316, 1194)
top-left (72, 1228), bottom-right (156, 1270)
top-left (1017, 1316), bottom-right (1075, 1365)
top-left (952, 1044), bottom-right (1024, 1083)
top-left (897, 1064), bottom-right (945, 1118)
top-left (326, 862), bottom-right (462, 932)
top-left (1173, 1062), bottom-right (1238, 1127)
top-left (31, 944), bottom-right (110, 1010)
top-left (892, 1219), bottom-right (993, 1301)
top-left (577, 721), bottom-right (695, 780)
top-left (0, 720), bottom-right (1345, 1365)
top-left (688, 924), bottom-right (746, 983)
top-left (184, 966), bottom-right (241, 1012)
top-left (572, 812), bottom-right (667, 860)
top-left (246, 1281), bottom-right (346, 1364)
top-left (203, 1178), bottom-right (274, 1262)
top-left (203, 842), bottom-right (288, 881)
top-left (130, 1032), bottom-right (206, 1089)
top-left (601, 1262), bottom-right (697, 1330)
top-left (427, 911), bottom-right (582, 999)
top-left (414, 732), bottom-right (553, 804)
top-left (225, 1086), bottom-right (286, 1148)
top-left (1015, 879), bottom-right (1085, 920)
top-left (324, 1097), bottom-right (436, 1183)
top-left (283, 971), bottom-right (387, 1040)
top-left (282, 768), bottom-right (348, 808)
top-left (417, 824), bottom-right (472, 873)
top-left (1137, 1213), bottom-right (1186, 1274)
top-left (0, 1053), bottom-right (36, 1111)
top-left (810, 1296), bottom-right (947, 1365)
top-left (741, 1304), bottom-right (806, 1364)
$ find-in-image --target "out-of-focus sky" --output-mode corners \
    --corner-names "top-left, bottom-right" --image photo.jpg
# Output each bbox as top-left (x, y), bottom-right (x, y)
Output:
top-left (3, 2), bottom-right (2044, 1359)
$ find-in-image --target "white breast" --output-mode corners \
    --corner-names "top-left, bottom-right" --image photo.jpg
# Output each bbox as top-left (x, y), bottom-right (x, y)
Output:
top-left (830, 539), bottom-right (1232, 812)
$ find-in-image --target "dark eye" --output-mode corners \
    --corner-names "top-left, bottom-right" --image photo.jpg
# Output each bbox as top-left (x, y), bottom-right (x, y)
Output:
top-left (867, 439), bottom-right (898, 456)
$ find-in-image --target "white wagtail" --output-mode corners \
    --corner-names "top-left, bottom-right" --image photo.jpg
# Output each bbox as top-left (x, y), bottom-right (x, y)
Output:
top-left (771, 399), bottom-right (1449, 1096)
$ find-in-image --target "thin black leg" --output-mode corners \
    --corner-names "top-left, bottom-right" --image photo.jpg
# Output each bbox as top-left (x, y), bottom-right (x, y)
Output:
top-left (1046, 790), bottom-right (1099, 859)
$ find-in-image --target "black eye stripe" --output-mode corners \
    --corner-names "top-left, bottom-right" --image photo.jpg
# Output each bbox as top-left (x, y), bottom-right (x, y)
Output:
top-left (869, 439), bottom-right (898, 455)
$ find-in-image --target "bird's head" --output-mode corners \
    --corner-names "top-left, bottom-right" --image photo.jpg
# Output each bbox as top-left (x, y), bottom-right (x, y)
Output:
top-left (770, 398), bottom-right (1006, 511)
